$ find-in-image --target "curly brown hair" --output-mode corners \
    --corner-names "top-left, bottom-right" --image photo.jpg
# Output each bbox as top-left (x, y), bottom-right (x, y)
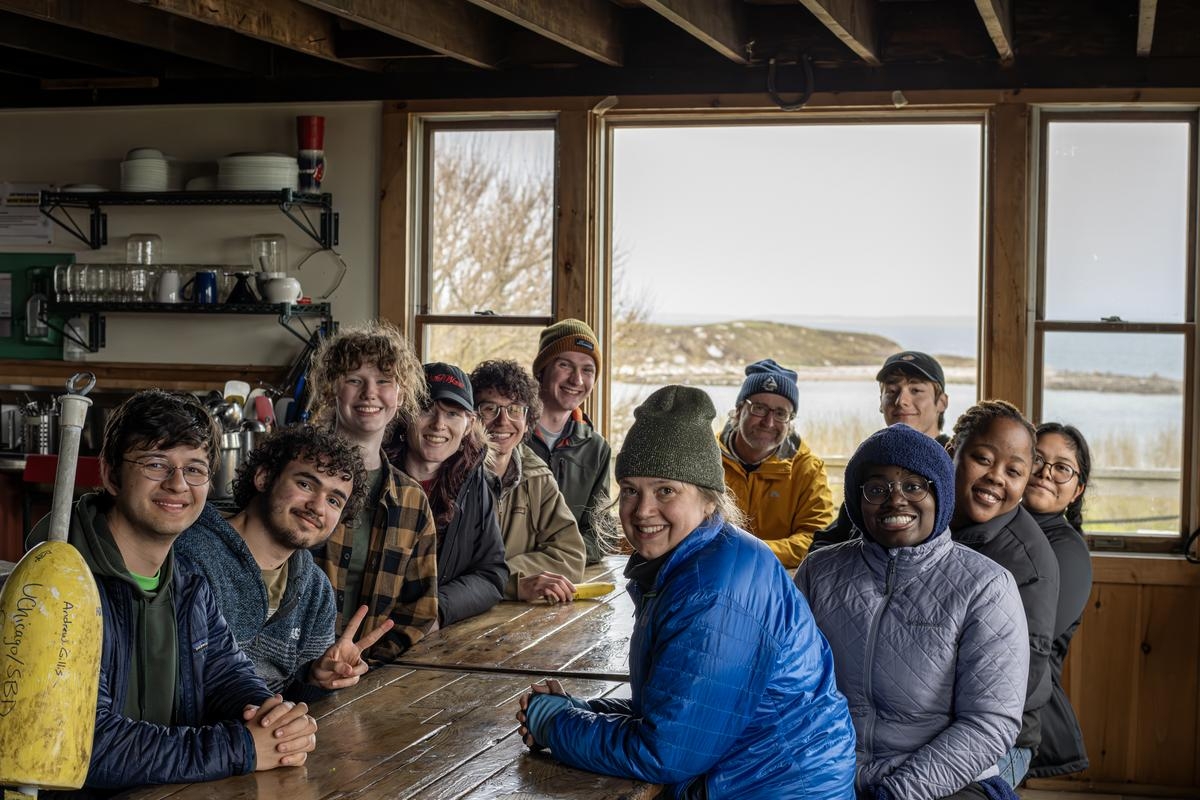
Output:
top-left (233, 425), bottom-right (369, 525)
top-left (309, 320), bottom-right (427, 430)
top-left (100, 389), bottom-right (221, 487)
top-left (468, 359), bottom-right (543, 432)
top-left (949, 399), bottom-right (1036, 454)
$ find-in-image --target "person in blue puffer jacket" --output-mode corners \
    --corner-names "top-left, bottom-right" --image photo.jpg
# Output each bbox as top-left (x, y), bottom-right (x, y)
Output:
top-left (515, 385), bottom-right (856, 799)
top-left (796, 424), bottom-right (1028, 800)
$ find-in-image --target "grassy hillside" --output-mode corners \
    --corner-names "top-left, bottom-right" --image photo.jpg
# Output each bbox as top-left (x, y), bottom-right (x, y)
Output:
top-left (614, 318), bottom-right (965, 384)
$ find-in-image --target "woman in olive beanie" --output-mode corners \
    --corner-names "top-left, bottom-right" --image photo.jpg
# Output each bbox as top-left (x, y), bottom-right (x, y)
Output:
top-left (516, 385), bottom-right (856, 800)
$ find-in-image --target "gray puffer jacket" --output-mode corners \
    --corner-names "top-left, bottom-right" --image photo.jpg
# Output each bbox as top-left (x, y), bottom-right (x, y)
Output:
top-left (795, 529), bottom-right (1028, 800)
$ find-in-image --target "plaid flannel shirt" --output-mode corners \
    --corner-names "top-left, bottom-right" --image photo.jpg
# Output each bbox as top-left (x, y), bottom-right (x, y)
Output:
top-left (313, 463), bottom-right (438, 664)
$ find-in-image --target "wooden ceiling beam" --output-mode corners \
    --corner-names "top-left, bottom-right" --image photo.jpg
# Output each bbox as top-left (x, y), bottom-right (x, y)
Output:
top-left (466, 0), bottom-right (622, 67)
top-left (298, 0), bottom-right (503, 69)
top-left (640, 0), bottom-right (748, 64)
top-left (130, 0), bottom-right (378, 70)
top-left (974, 0), bottom-right (1014, 63)
top-left (0, 12), bottom-right (154, 74)
top-left (795, 0), bottom-right (879, 66)
top-left (1137, 0), bottom-right (1158, 57)
top-left (0, 0), bottom-right (272, 73)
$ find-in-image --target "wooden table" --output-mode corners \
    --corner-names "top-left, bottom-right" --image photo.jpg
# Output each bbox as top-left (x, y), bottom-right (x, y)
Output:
top-left (396, 556), bottom-right (635, 681)
top-left (120, 556), bottom-right (655, 800)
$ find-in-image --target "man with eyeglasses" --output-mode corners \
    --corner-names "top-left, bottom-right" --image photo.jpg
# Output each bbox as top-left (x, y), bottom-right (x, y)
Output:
top-left (177, 426), bottom-right (396, 702)
top-left (718, 359), bottom-right (835, 568)
top-left (470, 359), bottom-right (586, 603)
top-left (530, 319), bottom-right (614, 564)
top-left (27, 389), bottom-right (317, 790)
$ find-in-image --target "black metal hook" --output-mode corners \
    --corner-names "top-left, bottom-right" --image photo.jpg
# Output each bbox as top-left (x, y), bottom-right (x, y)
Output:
top-left (767, 55), bottom-right (814, 111)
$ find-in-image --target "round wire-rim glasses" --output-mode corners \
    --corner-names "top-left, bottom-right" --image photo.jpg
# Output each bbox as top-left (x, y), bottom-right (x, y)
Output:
top-left (861, 478), bottom-right (931, 505)
top-left (476, 401), bottom-right (529, 422)
top-left (124, 458), bottom-right (212, 486)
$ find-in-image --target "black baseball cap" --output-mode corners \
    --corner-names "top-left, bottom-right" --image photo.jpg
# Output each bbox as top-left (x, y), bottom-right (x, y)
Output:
top-left (876, 351), bottom-right (945, 390)
top-left (424, 362), bottom-right (474, 412)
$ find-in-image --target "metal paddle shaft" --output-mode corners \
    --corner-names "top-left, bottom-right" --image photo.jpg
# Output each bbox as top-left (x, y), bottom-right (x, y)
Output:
top-left (45, 372), bottom-right (96, 543)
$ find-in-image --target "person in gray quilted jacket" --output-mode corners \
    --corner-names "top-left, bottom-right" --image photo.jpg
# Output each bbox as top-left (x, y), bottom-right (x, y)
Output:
top-left (796, 424), bottom-right (1028, 800)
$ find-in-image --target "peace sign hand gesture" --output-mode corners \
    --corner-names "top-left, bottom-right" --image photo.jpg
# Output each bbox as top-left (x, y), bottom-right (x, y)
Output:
top-left (308, 605), bottom-right (395, 691)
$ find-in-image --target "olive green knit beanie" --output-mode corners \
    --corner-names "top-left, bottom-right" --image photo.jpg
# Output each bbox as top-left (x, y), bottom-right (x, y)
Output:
top-left (532, 318), bottom-right (601, 377)
top-left (615, 385), bottom-right (725, 492)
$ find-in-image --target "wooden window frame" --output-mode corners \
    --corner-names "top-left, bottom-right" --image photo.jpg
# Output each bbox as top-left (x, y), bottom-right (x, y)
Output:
top-left (1031, 108), bottom-right (1199, 552)
top-left (407, 114), bottom-right (560, 359)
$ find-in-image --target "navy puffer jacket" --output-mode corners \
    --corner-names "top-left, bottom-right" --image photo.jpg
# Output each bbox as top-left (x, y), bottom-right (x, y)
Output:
top-left (537, 518), bottom-right (856, 799)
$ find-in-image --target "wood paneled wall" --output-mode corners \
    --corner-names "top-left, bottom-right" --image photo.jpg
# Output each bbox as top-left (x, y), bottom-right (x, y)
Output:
top-left (1028, 555), bottom-right (1200, 795)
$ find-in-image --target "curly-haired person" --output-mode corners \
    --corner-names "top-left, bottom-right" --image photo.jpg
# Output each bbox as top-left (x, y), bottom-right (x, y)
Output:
top-left (307, 321), bottom-right (441, 662)
top-left (178, 425), bottom-right (394, 702)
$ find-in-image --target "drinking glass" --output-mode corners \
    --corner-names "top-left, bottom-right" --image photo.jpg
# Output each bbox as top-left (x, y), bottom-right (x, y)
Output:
top-left (53, 263), bottom-right (72, 302)
top-left (126, 233), bottom-right (163, 265)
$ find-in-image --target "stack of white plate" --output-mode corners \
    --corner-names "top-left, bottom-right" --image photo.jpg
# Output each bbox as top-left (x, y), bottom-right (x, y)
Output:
top-left (121, 148), bottom-right (169, 192)
top-left (217, 153), bottom-right (299, 191)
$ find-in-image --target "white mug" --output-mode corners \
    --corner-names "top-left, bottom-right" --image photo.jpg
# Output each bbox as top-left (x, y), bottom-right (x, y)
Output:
top-left (156, 269), bottom-right (181, 303)
top-left (264, 276), bottom-right (302, 304)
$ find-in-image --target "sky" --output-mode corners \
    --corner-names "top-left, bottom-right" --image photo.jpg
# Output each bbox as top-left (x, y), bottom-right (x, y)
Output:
top-left (610, 123), bottom-right (984, 321)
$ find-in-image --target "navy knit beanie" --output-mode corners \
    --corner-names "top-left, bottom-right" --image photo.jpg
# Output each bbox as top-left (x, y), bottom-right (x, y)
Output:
top-left (844, 424), bottom-right (955, 543)
top-left (736, 359), bottom-right (799, 411)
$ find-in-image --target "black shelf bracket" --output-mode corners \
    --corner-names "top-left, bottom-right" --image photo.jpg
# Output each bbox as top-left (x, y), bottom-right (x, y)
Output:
top-left (38, 190), bottom-right (338, 250)
top-left (44, 301), bottom-right (333, 352)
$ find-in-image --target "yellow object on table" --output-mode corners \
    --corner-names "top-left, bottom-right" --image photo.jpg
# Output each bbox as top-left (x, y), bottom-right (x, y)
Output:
top-left (573, 581), bottom-right (616, 600)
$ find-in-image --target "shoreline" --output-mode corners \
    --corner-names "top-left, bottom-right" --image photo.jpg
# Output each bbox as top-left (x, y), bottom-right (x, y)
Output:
top-left (612, 365), bottom-right (1182, 395)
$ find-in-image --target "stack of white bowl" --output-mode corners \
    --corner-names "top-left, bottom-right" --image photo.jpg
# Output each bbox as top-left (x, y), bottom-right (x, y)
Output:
top-left (120, 148), bottom-right (170, 192)
top-left (217, 153), bottom-right (299, 191)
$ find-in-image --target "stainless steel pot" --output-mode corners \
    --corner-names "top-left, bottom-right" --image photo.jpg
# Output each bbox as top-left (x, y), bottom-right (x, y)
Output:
top-left (23, 409), bottom-right (57, 455)
top-left (211, 430), bottom-right (242, 500)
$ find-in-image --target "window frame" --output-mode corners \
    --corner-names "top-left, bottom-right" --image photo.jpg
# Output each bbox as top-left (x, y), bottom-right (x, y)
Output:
top-left (408, 114), bottom-right (560, 360)
top-left (1031, 108), bottom-right (1199, 551)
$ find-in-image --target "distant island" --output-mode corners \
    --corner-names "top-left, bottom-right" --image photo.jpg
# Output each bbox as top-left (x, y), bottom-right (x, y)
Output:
top-left (615, 319), bottom-right (1181, 395)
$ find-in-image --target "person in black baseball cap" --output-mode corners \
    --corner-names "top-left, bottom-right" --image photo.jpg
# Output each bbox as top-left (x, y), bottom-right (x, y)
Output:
top-left (876, 351), bottom-right (950, 444)
top-left (393, 362), bottom-right (508, 627)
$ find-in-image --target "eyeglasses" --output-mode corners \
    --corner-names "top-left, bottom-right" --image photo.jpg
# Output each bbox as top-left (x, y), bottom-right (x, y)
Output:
top-left (124, 458), bottom-right (211, 486)
top-left (744, 402), bottom-right (795, 424)
top-left (1032, 454), bottom-right (1078, 484)
top-left (861, 478), bottom-right (931, 505)
top-left (476, 401), bottom-right (528, 422)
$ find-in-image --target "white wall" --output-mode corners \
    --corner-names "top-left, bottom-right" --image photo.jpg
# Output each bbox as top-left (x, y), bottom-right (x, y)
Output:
top-left (0, 101), bottom-right (381, 366)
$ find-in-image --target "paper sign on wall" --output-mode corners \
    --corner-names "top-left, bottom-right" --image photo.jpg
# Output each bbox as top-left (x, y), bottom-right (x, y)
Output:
top-left (0, 183), bottom-right (53, 245)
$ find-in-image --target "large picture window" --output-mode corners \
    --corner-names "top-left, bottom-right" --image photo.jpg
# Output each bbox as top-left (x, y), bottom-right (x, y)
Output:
top-left (1034, 114), bottom-right (1196, 543)
top-left (604, 120), bottom-right (983, 506)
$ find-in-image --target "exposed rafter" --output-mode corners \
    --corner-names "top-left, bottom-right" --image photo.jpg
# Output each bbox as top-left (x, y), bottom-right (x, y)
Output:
top-left (641, 0), bottom-right (748, 64)
top-left (466, 0), bottom-right (622, 67)
top-left (1137, 0), bottom-right (1158, 57)
top-left (0, 0), bottom-right (272, 73)
top-left (130, 0), bottom-right (378, 70)
top-left (795, 0), bottom-right (879, 66)
top-left (974, 0), bottom-right (1014, 63)
top-left (298, 0), bottom-right (504, 69)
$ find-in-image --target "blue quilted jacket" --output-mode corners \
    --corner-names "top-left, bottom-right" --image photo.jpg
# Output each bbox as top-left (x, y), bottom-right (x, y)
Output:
top-left (795, 530), bottom-right (1028, 800)
top-left (540, 518), bottom-right (856, 799)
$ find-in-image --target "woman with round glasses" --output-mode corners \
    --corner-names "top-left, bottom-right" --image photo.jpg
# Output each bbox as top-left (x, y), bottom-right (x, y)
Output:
top-left (387, 362), bottom-right (507, 627)
top-left (469, 360), bottom-right (586, 603)
top-left (796, 424), bottom-right (1028, 800)
top-left (1023, 423), bottom-right (1093, 779)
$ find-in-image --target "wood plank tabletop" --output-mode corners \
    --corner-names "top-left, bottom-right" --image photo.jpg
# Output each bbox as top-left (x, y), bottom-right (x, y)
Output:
top-left (394, 555), bottom-right (636, 681)
top-left (117, 665), bottom-right (655, 800)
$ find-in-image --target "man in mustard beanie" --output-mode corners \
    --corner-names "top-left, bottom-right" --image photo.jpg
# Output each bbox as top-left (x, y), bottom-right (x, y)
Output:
top-left (718, 359), bottom-right (835, 568)
top-left (530, 318), bottom-right (612, 564)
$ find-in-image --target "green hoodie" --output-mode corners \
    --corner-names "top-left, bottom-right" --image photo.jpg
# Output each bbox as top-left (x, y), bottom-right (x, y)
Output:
top-left (29, 493), bottom-right (180, 725)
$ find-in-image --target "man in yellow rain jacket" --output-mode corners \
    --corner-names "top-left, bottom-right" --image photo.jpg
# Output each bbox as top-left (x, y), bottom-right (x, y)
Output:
top-left (718, 359), bottom-right (835, 568)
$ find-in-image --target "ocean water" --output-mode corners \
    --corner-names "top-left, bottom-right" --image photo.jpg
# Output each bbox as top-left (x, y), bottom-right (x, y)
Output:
top-left (651, 314), bottom-right (1185, 380)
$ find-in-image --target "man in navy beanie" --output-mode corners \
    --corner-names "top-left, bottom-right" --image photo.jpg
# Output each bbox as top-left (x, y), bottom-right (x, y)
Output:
top-left (718, 359), bottom-right (835, 567)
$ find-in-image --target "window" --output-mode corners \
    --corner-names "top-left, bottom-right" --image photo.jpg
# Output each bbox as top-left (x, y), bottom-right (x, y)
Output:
top-left (1034, 114), bottom-right (1196, 543)
top-left (412, 119), bottom-right (556, 370)
top-left (605, 120), bottom-right (983, 507)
